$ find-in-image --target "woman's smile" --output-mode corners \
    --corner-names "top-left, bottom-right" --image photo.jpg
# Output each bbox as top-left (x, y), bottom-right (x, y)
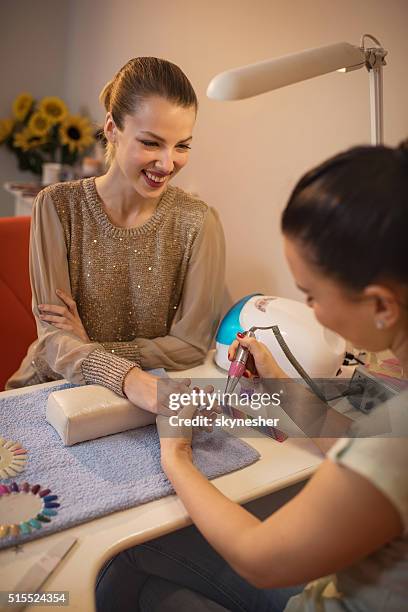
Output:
top-left (141, 169), bottom-right (170, 189)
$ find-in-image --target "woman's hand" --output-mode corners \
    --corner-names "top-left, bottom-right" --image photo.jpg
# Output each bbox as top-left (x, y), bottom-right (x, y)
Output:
top-left (156, 404), bottom-right (195, 467)
top-left (38, 289), bottom-right (90, 342)
top-left (229, 332), bottom-right (288, 379)
top-left (156, 384), bottom-right (221, 470)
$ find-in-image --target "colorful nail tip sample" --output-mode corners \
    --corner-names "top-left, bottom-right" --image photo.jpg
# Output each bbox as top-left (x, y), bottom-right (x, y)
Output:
top-left (0, 481), bottom-right (59, 539)
top-left (10, 524), bottom-right (20, 536)
top-left (0, 437), bottom-right (28, 478)
top-left (42, 509), bottom-right (58, 516)
top-left (37, 514), bottom-right (51, 523)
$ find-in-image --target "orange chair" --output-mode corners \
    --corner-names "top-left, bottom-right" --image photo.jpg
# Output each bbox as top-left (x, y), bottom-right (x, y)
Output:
top-left (0, 216), bottom-right (36, 390)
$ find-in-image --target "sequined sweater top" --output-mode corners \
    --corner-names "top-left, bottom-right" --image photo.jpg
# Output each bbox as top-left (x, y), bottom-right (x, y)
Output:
top-left (7, 178), bottom-right (225, 396)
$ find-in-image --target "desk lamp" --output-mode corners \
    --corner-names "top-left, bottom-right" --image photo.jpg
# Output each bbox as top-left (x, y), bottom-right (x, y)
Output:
top-left (207, 34), bottom-right (387, 144)
top-left (210, 36), bottom-right (387, 384)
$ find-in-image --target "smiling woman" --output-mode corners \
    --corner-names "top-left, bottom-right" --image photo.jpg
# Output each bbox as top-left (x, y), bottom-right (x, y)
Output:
top-left (6, 58), bottom-right (225, 416)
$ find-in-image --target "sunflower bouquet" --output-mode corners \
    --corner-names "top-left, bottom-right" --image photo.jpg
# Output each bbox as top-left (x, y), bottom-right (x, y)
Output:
top-left (0, 93), bottom-right (95, 176)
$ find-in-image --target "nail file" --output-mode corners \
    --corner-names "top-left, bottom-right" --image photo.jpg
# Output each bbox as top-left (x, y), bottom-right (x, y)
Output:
top-left (1, 536), bottom-right (77, 612)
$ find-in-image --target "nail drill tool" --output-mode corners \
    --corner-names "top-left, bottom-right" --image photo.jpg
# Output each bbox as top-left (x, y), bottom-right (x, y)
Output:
top-left (224, 328), bottom-right (256, 395)
top-left (223, 326), bottom-right (288, 442)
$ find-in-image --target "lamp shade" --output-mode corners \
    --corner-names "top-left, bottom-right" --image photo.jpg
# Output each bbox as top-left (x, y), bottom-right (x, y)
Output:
top-left (207, 42), bottom-right (365, 100)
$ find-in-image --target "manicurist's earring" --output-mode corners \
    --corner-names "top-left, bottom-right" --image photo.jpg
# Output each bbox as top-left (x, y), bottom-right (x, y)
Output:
top-left (375, 319), bottom-right (385, 330)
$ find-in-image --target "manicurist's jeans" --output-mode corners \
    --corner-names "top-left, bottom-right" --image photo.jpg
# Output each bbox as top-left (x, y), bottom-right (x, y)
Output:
top-left (95, 524), bottom-right (304, 612)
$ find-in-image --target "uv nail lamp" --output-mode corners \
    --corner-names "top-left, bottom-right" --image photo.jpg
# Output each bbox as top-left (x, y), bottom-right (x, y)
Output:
top-left (215, 294), bottom-right (346, 378)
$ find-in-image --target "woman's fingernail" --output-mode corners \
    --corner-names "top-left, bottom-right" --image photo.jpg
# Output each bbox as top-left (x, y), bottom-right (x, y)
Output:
top-left (237, 332), bottom-right (245, 338)
top-left (227, 353), bottom-right (232, 360)
top-left (243, 371), bottom-right (250, 378)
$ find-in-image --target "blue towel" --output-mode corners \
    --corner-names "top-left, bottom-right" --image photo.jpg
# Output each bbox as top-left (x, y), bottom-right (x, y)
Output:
top-left (0, 383), bottom-right (259, 549)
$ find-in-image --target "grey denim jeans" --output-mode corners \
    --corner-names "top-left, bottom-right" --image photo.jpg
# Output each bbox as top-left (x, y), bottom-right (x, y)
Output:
top-left (95, 524), bottom-right (304, 612)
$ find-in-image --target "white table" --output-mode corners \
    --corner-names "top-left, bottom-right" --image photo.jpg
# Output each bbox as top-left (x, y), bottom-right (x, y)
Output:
top-left (3, 183), bottom-right (36, 217)
top-left (0, 352), bottom-right (339, 611)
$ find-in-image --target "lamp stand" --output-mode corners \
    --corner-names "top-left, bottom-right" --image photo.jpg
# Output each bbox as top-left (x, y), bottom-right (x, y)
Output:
top-left (362, 35), bottom-right (387, 145)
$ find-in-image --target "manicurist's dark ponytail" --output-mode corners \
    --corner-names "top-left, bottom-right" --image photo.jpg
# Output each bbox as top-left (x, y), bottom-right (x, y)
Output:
top-left (281, 141), bottom-right (408, 290)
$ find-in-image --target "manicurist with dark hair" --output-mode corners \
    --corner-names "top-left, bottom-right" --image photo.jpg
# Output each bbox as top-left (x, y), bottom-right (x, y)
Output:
top-left (97, 144), bottom-right (408, 611)
top-left (7, 57), bottom-right (225, 413)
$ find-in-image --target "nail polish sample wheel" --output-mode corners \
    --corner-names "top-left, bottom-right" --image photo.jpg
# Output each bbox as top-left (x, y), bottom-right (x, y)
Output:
top-left (0, 437), bottom-right (28, 479)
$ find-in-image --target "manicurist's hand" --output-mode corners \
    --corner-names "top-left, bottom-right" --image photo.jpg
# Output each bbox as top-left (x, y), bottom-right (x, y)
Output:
top-left (156, 403), bottom-right (195, 468)
top-left (38, 289), bottom-right (90, 342)
top-left (229, 332), bottom-right (288, 379)
top-left (156, 384), bottom-right (221, 470)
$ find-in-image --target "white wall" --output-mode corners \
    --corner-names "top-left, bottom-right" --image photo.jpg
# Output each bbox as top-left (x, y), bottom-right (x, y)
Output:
top-left (63, 0), bottom-right (408, 302)
top-left (0, 0), bottom-right (70, 215)
top-left (3, 0), bottom-right (408, 303)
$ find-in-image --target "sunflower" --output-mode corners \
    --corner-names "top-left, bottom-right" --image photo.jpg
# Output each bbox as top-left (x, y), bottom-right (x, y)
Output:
top-left (12, 93), bottom-right (34, 122)
top-left (0, 118), bottom-right (14, 144)
top-left (38, 96), bottom-right (68, 125)
top-left (14, 127), bottom-right (47, 152)
top-left (59, 114), bottom-right (94, 153)
top-left (28, 111), bottom-right (51, 137)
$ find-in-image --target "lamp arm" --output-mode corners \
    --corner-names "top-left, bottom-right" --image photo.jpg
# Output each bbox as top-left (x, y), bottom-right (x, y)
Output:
top-left (207, 34), bottom-right (388, 145)
top-left (207, 42), bottom-right (365, 101)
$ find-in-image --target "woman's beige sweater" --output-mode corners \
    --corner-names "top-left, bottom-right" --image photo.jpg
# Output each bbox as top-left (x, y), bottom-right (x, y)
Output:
top-left (7, 177), bottom-right (225, 396)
